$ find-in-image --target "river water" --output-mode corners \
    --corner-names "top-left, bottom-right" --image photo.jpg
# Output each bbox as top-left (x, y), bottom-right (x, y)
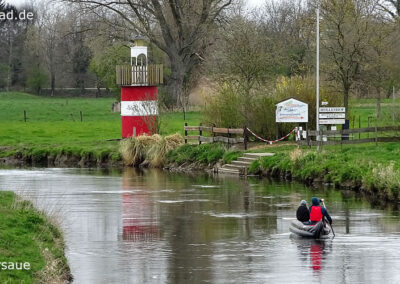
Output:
top-left (0, 168), bottom-right (400, 283)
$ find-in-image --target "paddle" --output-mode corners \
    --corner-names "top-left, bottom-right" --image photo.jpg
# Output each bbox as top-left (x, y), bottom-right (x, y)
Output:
top-left (321, 199), bottom-right (335, 238)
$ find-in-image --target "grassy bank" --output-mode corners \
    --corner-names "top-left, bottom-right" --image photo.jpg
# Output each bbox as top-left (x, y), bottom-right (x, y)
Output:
top-left (0, 92), bottom-right (202, 165)
top-left (248, 143), bottom-right (400, 200)
top-left (0, 191), bottom-right (71, 283)
top-left (166, 143), bottom-right (242, 168)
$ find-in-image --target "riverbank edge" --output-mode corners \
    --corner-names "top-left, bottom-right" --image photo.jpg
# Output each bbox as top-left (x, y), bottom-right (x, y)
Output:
top-left (0, 191), bottom-right (72, 283)
top-left (164, 149), bottom-right (399, 202)
top-left (0, 152), bottom-right (123, 168)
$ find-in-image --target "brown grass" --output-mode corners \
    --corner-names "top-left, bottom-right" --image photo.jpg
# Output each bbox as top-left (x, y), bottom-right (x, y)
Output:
top-left (120, 134), bottom-right (184, 167)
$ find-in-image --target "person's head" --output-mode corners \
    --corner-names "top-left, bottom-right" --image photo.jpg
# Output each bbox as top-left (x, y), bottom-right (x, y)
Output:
top-left (300, 200), bottom-right (307, 206)
top-left (311, 197), bottom-right (320, 206)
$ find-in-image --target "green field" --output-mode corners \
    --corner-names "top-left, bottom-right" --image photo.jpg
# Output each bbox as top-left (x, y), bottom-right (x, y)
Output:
top-left (0, 92), bottom-right (203, 159)
top-left (0, 191), bottom-right (70, 283)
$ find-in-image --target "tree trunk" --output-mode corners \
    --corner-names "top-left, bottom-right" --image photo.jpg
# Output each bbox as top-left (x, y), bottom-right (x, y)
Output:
top-left (6, 34), bottom-right (13, 92)
top-left (96, 81), bottom-right (101, 98)
top-left (377, 88), bottom-right (382, 119)
top-left (167, 62), bottom-right (185, 105)
top-left (51, 72), bottom-right (55, 97)
top-left (344, 85), bottom-right (350, 118)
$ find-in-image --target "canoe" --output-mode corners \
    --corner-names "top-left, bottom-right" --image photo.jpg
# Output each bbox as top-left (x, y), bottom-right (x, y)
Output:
top-left (289, 220), bottom-right (331, 238)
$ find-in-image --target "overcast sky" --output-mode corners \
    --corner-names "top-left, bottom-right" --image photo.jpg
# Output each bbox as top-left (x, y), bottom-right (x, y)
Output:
top-left (6, 0), bottom-right (265, 8)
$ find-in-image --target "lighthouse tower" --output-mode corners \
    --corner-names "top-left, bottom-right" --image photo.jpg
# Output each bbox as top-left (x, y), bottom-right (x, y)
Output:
top-left (116, 38), bottom-right (163, 138)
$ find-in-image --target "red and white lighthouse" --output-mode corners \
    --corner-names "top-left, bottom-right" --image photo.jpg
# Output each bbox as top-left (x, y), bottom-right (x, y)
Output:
top-left (117, 38), bottom-right (163, 138)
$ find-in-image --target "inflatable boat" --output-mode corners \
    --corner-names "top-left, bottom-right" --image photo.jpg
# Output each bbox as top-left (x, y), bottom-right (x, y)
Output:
top-left (289, 220), bottom-right (331, 238)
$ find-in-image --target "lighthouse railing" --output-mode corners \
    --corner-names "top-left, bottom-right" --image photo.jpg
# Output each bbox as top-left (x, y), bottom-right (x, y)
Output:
top-left (116, 65), bottom-right (163, 86)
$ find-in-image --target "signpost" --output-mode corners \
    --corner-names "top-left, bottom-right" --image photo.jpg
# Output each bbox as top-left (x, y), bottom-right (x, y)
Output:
top-left (276, 98), bottom-right (308, 123)
top-left (319, 119), bottom-right (346, 125)
top-left (319, 107), bottom-right (346, 113)
top-left (318, 107), bottom-right (346, 125)
top-left (319, 113), bottom-right (345, 119)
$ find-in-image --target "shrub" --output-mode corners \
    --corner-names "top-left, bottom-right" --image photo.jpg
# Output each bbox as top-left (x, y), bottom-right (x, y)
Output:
top-left (204, 76), bottom-right (342, 140)
top-left (26, 67), bottom-right (48, 95)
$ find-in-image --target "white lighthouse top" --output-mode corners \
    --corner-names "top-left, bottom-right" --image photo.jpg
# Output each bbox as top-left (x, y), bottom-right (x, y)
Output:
top-left (130, 38), bottom-right (147, 66)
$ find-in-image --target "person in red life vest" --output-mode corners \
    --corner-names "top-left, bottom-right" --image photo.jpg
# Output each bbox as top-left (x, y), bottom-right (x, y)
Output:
top-left (309, 197), bottom-right (332, 225)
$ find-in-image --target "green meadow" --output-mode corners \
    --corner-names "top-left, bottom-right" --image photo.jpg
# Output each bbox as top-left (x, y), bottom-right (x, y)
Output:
top-left (0, 92), bottom-right (202, 159)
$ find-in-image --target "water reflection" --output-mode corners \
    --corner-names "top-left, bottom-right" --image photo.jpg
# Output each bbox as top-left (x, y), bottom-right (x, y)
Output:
top-left (0, 168), bottom-right (400, 283)
top-left (122, 169), bottom-right (159, 241)
top-left (291, 236), bottom-right (333, 277)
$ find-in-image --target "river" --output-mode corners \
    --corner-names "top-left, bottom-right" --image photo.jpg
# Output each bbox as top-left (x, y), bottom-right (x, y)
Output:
top-left (0, 168), bottom-right (399, 283)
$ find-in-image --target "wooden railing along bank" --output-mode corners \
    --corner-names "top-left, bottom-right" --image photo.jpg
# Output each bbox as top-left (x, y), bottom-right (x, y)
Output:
top-left (184, 123), bottom-right (249, 150)
top-left (297, 126), bottom-right (400, 146)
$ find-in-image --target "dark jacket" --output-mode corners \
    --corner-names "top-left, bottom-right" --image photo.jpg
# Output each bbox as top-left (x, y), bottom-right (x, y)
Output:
top-left (296, 204), bottom-right (310, 222)
top-left (309, 197), bottom-right (332, 224)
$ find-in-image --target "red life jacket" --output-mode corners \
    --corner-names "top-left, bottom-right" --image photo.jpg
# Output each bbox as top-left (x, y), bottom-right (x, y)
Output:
top-left (310, 206), bottom-right (323, 222)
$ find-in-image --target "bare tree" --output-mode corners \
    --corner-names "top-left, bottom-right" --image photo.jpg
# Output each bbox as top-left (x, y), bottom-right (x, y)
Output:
top-left (320, 0), bottom-right (374, 117)
top-left (61, 0), bottom-right (233, 104)
top-left (30, 3), bottom-right (65, 96)
top-left (363, 13), bottom-right (396, 118)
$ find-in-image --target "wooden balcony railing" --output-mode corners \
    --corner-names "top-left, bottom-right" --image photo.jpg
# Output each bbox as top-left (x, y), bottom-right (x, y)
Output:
top-left (116, 64), bottom-right (163, 86)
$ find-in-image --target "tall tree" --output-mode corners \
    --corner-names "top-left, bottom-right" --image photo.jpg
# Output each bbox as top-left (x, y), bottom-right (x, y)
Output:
top-left (62, 0), bottom-right (233, 104)
top-left (320, 0), bottom-right (373, 117)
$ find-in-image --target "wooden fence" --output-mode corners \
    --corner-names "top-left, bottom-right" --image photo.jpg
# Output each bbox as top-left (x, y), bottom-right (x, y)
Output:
top-left (184, 123), bottom-right (249, 150)
top-left (116, 65), bottom-right (163, 86)
top-left (297, 126), bottom-right (400, 146)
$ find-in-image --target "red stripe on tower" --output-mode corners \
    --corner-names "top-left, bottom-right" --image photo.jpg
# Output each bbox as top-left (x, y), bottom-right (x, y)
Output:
top-left (121, 86), bottom-right (158, 138)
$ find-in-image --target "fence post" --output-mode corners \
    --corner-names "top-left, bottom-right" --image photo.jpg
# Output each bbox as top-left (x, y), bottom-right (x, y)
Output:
top-left (24, 110), bottom-right (26, 122)
top-left (375, 121), bottom-right (378, 146)
top-left (199, 123), bottom-right (202, 145)
top-left (212, 123), bottom-right (216, 143)
top-left (227, 127), bottom-right (231, 148)
top-left (340, 128), bottom-right (343, 149)
top-left (184, 122), bottom-right (188, 144)
top-left (243, 126), bottom-right (248, 150)
top-left (80, 111), bottom-right (83, 122)
top-left (359, 115), bottom-right (361, 140)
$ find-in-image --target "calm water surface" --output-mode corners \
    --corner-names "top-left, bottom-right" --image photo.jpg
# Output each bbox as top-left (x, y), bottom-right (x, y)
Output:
top-left (0, 168), bottom-right (400, 283)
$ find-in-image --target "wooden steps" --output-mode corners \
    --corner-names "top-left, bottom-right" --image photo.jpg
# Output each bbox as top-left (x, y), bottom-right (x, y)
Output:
top-left (216, 153), bottom-right (274, 176)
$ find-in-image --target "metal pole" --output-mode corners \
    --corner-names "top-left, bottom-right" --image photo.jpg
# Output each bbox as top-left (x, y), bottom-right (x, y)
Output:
top-left (316, 3), bottom-right (320, 149)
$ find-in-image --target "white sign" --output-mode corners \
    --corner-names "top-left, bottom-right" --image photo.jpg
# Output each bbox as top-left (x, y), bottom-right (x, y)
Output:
top-left (319, 107), bottom-right (346, 113)
top-left (319, 113), bottom-right (346, 119)
top-left (121, 101), bottom-right (158, 116)
top-left (319, 119), bottom-right (345, 125)
top-left (276, 98), bottom-right (308, 123)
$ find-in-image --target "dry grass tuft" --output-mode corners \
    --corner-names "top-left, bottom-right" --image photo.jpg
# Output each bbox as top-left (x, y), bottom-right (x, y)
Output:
top-left (289, 148), bottom-right (304, 163)
top-left (148, 134), bottom-right (184, 167)
top-left (120, 134), bottom-right (184, 167)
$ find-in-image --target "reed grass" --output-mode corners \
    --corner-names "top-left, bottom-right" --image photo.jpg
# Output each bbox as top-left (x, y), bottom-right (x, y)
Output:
top-left (120, 133), bottom-right (184, 167)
